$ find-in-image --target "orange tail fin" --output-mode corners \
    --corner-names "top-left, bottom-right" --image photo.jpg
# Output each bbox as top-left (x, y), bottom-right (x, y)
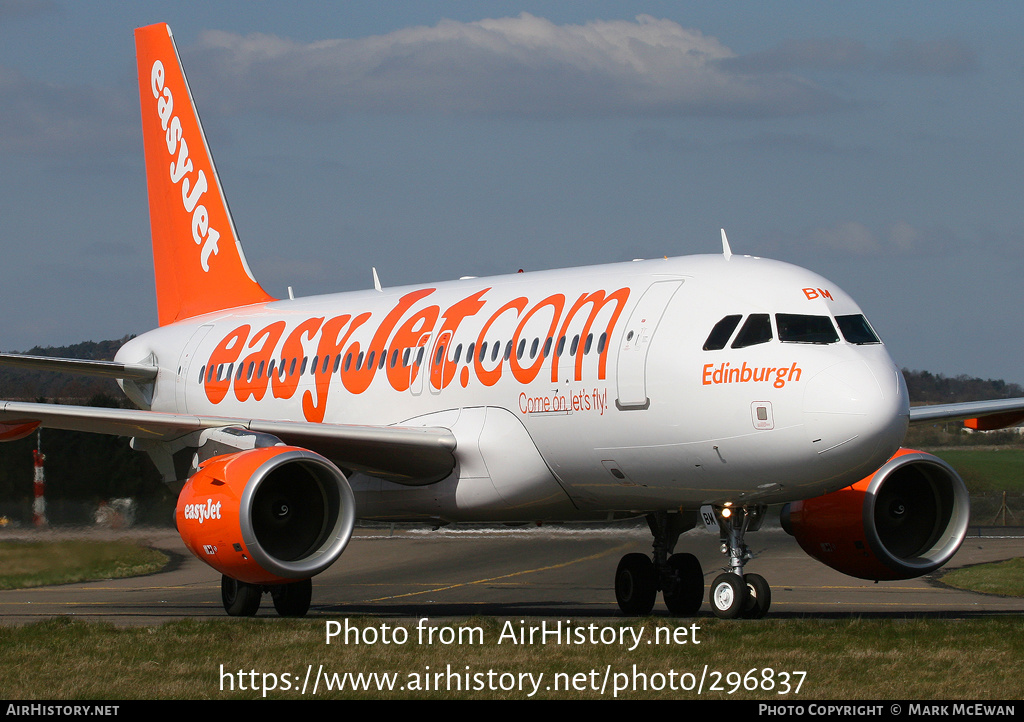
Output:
top-left (135, 23), bottom-right (275, 326)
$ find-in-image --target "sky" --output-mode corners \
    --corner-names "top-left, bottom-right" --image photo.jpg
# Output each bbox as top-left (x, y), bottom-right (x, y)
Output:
top-left (1, 1), bottom-right (1022, 383)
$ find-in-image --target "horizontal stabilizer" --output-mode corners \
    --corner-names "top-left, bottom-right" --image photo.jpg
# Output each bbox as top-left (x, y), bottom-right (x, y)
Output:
top-left (0, 353), bottom-right (158, 382)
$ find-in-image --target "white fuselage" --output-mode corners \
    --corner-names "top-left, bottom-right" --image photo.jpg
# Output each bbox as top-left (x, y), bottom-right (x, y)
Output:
top-left (116, 254), bottom-right (909, 522)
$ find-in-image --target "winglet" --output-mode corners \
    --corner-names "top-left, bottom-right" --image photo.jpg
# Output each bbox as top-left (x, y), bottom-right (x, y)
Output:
top-left (135, 23), bottom-right (275, 326)
top-left (372, 267), bottom-right (382, 292)
top-left (721, 229), bottom-right (733, 260)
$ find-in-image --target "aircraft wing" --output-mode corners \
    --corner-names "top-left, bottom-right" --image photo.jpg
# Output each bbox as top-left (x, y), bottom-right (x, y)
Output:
top-left (0, 400), bottom-right (456, 485)
top-left (909, 398), bottom-right (1024, 431)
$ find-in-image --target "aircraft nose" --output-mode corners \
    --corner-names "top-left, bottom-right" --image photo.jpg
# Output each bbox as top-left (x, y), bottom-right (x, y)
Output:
top-left (802, 356), bottom-right (909, 477)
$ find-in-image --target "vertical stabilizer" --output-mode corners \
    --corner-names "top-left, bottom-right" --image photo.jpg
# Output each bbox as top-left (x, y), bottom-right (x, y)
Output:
top-left (135, 23), bottom-right (275, 326)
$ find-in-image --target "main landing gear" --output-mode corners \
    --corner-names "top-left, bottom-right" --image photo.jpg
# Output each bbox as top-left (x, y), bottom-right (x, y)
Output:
top-left (708, 504), bottom-right (771, 620)
top-left (221, 575), bottom-right (313, 617)
top-left (614, 511), bottom-right (704, 617)
top-left (613, 506), bottom-right (772, 620)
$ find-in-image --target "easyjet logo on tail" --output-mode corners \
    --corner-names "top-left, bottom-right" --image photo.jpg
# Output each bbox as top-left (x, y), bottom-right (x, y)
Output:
top-left (149, 60), bottom-right (220, 272)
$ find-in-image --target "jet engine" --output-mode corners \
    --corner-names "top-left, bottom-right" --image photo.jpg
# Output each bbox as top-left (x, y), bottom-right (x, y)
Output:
top-left (176, 446), bottom-right (355, 584)
top-left (781, 449), bottom-right (969, 581)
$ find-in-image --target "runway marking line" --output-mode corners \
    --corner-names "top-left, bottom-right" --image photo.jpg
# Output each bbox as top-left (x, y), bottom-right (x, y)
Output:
top-left (363, 543), bottom-right (632, 602)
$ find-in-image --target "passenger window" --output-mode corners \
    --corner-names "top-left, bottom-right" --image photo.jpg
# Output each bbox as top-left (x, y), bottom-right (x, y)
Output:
top-left (836, 314), bottom-right (881, 345)
top-left (731, 314), bottom-right (772, 349)
top-left (776, 314), bottom-right (839, 344)
top-left (703, 315), bottom-right (742, 351)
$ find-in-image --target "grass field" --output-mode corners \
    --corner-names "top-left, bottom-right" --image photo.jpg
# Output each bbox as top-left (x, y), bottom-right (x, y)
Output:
top-left (942, 558), bottom-right (1024, 597)
top-left (0, 616), bottom-right (1021, 700)
top-left (929, 448), bottom-right (1024, 493)
top-left (0, 540), bottom-right (167, 589)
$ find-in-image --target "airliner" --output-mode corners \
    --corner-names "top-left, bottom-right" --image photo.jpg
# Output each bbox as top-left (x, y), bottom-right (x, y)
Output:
top-left (1, 23), bottom-right (1020, 619)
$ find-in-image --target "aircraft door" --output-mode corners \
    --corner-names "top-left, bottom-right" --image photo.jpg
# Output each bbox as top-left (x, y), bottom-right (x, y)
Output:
top-left (428, 330), bottom-right (454, 395)
top-left (175, 324), bottom-right (213, 413)
top-left (409, 332), bottom-right (431, 396)
top-left (615, 280), bottom-right (683, 409)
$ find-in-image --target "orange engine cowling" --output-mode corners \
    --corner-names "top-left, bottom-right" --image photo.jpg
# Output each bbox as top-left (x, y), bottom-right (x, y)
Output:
top-left (175, 446), bottom-right (355, 585)
top-left (781, 449), bottom-right (969, 581)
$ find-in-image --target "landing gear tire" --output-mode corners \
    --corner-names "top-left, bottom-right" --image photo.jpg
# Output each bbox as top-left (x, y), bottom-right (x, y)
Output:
top-left (615, 553), bottom-right (657, 616)
top-left (271, 578), bottom-right (312, 617)
top-left (663, 553), bottom-right (704, 616)
top-left (709, 573), bottom-right (747, 619)
top-left (222, 575), bottom-right (261, 617)
top-left (741, 573), bottom-right (771, 619)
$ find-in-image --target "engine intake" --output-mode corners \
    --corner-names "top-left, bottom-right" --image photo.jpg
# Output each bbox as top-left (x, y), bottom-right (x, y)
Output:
top-left (781, 449), bottom-right (969, 581)
top-left (177, 446), bottom-right (355, 584)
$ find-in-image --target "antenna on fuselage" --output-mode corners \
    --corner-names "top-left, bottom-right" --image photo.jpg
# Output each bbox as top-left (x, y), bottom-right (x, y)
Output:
top-left (721, 229), bottom-right (733, 261)
top-left (372, 267), bottom-right (383, 292)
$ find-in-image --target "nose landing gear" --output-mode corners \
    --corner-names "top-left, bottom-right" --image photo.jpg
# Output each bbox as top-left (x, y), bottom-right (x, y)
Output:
top-left (709, 504), bottom-right (771, 619)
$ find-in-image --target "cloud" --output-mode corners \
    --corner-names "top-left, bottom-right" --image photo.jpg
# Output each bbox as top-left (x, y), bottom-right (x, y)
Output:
top-left (629, 128), bottom-right (870, 156)
top-left (185, 14), bottom-right (840, 119)
top-left (734, 131), bottom-right (871, 156)
top-left (723, 36), bottom-right (978, 76)
top-left (0, 0), bottom-right (56, 21)
top-left (879, 38), bottom-right (978, 76)
top-left (0, 66), bottom-right (136, 156)
top-left (721, 38), bottom-right (872, 73)
top-left (767, 220), bottom-right (956, 257)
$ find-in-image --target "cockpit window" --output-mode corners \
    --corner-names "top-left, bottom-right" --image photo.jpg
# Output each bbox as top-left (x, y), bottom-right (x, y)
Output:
top-left (776, 314), bottom-right (839, 344)
top-left (703, 315), bottom-right (742, 350)
top-left (731, 314), bottom-right (772, 348)
top-left (836, 314), bottom-right (881, 345)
